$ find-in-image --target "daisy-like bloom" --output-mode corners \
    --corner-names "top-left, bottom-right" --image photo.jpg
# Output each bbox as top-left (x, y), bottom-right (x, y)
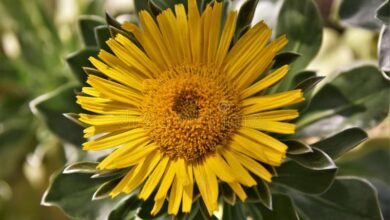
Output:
top-left (77, 0), bottom-right (304, 216)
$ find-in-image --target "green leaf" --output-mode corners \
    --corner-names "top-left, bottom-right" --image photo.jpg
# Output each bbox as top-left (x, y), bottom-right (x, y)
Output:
top-left (337, 138), bottom-right (390, 184)
top-left (134, 0), bottom-right (152, 14)
top-left (379, 26), bottom-right (390, 77)
top-left (294, 76), bottom-right (324, 92)
top-left (108, 194), bottom-right (142, 220)
top-left (63, 162), bottom-right (98, 174)
top-left (272, 52), bottom-right (301, 70)
top-left (273, 0), bottom-right (323, 91)
top-left (288, 147), bottom-right (336, 170)
top-left (78, 16), bottom-right (105, 47)
top-left (256, 178), bottom-right (272, 209)
top-left (291, 71), bottom-right (317, 88)
top-left (94, 25), bottom-right (111, 52)
top-left (42, 170), bottom-right (121, 220)
top-left (312, 127), bottom-right (368, 159)
top-left (377, 1), bottom-right (390, 24)
top-left (92, 178), bottom-right (121, 200)
top-left (296, 65), bottom-right (390, 137)
top-left (291, 177), bottom-right (383, 220)
top-left (105, 12), bottom-right (122, 30)
top-left (249, 194), bottom-right (299, 220)
top-left (274, 160), bottom-right (337, 194)
top-left (222, 202), bottom-right (246, 220)
top-left (336, 137), bottom-right (390, 219)
top-left (285, 140), bottom-right (313, 155)
top-left (30, 83), bottom-right (84, 147)
top-left (235, 0), bottom-right (259, 40)
top-left (66, 48), bottom-right (99, 83)
top-left (339, 0), bottom-right (384, 30)
top-left (221, 182), bottom-right (236, 205)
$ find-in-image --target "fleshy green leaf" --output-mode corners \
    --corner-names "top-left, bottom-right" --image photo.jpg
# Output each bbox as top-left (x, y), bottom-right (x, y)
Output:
top-left (94, 25), bottom-right (111, 52)
top-left (274, 160), bottom-right (337, 194)
top-left (291, 177), bottom-right (383, 220)
top-left (42, 170), bottom-right (121, 220)
top-left (63, 162), bottom-right (98, 174)
top-left (272, 52), bottom-right (301, 70)
top-left (337, 138), bottom-right (390, 184)
top-left (296, 65), bottom-right (390, 137)
top-left (235, 0), bottom-right (259, 40)
top-left (336, 138), bottom-right (390, 219)
top-left (30, 83), bottom-right (84, 147)
top-left (294, 76), bottom-right (324, 92)
top-left (377, 1), bottom-right (390, 24)
top-left (285, 140), bottom-right (313, 155)
top-left (78, 16), bottom-right (105, 47)
top-left (222, 202), bottom-right (246, 220)
top-left (339, 0), bottom-right (384, 30)
top-left (291, 71), bottom-right (317, 88)
top-left (312, 127), bottom-right (368, 159)
top-left (248, 194), bottom-right (299, 220)
top-left (108, 194), bottom-right (142, 220)
top-left (379, 26), bottom-right (390, 77)
top-left (221, 182), bottom-right (236, 205)
top-left (273, 0), bottom-right (322, 91)
top-left (288, 147), bottom-right (336, 170)
top-left (66, 48), bottom-right (99, 83)
top-left (92, 178), bottom-right (121, 200)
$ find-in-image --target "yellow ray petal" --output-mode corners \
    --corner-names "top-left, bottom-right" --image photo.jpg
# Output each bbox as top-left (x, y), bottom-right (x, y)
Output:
top-left (235, 152), bottom-right (272, 182)
top-left (244, 119), bottom-right (296, 134)
top-left (242, 89), bottom-right (304, 114)
top-left (110, 168), bottom-right (135, 197)
top-left (139, 156), bottom-right (170, 200)
top-left (238, 127), bottom-right (288, 153)
top-left (79, 113), bottom-right (141, 126)
top-left (206, 153), bottom-right (236, 182)
top-left (89, 57), bottom-right (143, 91)
top-left (228, 182), bottom-right (247, 201)
top-left (194, 162), bottom-right (218, 215)
top-left (151, 198), bottom-right (165, 216)
top-left (240, 65), bottom-right (289, 99)
top-left (98, 49), bottom-right (147, 81)
top-left (83, 129), bottom-right (147, 151)
top-left (81, 87), bottom-right (100, 97)
top-left (114, 34), bottom-right (161, 77)
top-left (83, 124), bottom-right (137, 138)
top-left (245, 109), bottom-right (299, 121)
top-left (155, 161), bottom-right (176, 200)
top-left (221, 149), bottom-right (257, 186)
top-left (157, 9), bottom-right (181, 65)
top-left (207, 2), bottom-right (222, 63)
top-left (102, 144), bottom-right (158, 169)
top-left (122, 152), bottom-right (162, 194)
top-left (175, 4), bottom-right (192, 63)
top-left (138, 11), bottom-right (171, 69)
top-left (176, 158), bottom-right (189, 186)
top-left (182, 164), bottom-right (194, 213)
top-left (224, 22), bottom-right (271, 79)
top-left (188, 0), bottom-right (201, 63)
top-left (215, 11), bottom-right (237, 67)
top-left (168, 177), bottom-right (184, 215)
top-left (235, 36), bottom-right (288, 89)
top-left (231, 134), bottom-right (270, 163)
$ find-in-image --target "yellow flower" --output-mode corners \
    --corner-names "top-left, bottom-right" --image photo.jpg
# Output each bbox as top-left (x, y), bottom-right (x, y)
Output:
top-left (77, 0), bottom-right (304, 216)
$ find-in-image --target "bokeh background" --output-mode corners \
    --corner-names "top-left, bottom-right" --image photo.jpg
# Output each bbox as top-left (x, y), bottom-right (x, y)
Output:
top-left (0, 0), bottom-right (388, 219)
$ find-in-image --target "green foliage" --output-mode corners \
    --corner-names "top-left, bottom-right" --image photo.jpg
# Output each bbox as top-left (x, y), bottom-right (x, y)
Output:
top-left (339, 0), bottom-right (384, 30)
top-left (272, 0), bottom-right (323, 92)
top-left (296, 65), bottom-right (390, 137)
top-left (376, 1), bottom-right (390, 24)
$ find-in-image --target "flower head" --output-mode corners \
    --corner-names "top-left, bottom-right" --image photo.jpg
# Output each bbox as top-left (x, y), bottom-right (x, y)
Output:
top-left (77, 0), bottom-right (304, 216)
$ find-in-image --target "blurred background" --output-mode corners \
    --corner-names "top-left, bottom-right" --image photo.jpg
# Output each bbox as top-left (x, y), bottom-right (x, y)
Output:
top-left (0, 0), bottom-right (388, 219)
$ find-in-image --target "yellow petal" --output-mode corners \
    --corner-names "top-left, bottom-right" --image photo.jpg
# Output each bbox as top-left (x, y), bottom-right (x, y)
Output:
top-left (228, 182), bottom-right (247, 201)
top-left (139, 156), bottom-right (170, 200)
top-left (168, 177), bottom-right (184, 215)
top-left (206, 153), bottom-right (236, 182)
top-left (245, 109), bottom-right (299, 121)
top-left (240, 65), bottom-right (289, 99)
top-left (221, 149), bottom-right (257, 186)
top-left (235, 152), bottom-right (273, 182)
top-left (244, 119), bottom-right (296, 134)
top-left (155, 161), bottom-right (176, 200)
